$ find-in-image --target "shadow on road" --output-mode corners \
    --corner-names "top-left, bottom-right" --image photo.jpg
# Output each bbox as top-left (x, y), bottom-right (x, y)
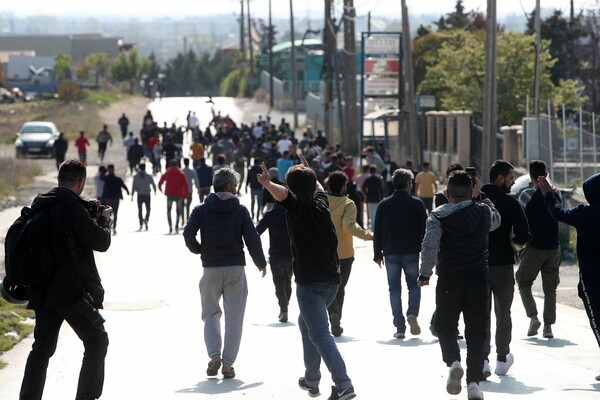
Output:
top-left (481, 376), bottom-right (544, 395)
top-left (177, 379), bottom-right (263, 394)
top-left (524, 337), bottom-right (577, 348)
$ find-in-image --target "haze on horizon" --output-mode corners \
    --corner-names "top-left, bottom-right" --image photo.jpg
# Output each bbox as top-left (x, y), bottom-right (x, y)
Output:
top-left (1, 0), bottom-right (593, 20)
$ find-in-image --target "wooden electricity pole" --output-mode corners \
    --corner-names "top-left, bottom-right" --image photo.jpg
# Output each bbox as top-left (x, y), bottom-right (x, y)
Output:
top-left (343, 0), bottom-right (358, 154)
top-left (323, 0), bottom-right (335, 138)
top-left (247, 0), bottom-right (254, 76)
top-left (289, 0), bottom-right (299, 130)
top-left (482, 0), bottom-right (498, 174)
top-left (401, 0), bottom-right (419, 163)
top-left (240, 0), bottom-right (245, 55)
top-left (269, 0), bottom-right (274, 109)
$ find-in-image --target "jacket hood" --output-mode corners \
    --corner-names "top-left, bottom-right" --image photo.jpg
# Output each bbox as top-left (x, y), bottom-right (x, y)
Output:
top-left (204, 192), bottom-right (240, 214)
top-left (432, 200), bottom-right (482, 236)
top-left (583, 173), bottom-right (600, 204)
top-left (481, 183), bottom-right (509, 199)
top-left (31, 186), bottom-right (80, 211)
top-left (327, 194), bottom-right (348, 217)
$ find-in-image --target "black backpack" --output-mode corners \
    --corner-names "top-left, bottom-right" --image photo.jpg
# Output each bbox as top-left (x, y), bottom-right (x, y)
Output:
top-left (4, 205), bottom-right (58, 285)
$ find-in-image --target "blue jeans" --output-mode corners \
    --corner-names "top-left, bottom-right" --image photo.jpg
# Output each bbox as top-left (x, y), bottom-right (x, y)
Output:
top-left (385, 253), bottom-right (421, 329)
top-left (296, 282), bottom-right (352, 391)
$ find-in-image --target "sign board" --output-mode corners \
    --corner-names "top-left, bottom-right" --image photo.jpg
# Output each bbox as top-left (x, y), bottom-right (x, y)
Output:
top-left (365, 78), bottom-right (399, 96)
top-left (363, 98), bottom-right (399, 113)
top-left (364, 35), bottom-right (401, 54)
top-left (418, 95), bottom-right (436, 108)
top-left (363, 58), bottom-right (400, 75)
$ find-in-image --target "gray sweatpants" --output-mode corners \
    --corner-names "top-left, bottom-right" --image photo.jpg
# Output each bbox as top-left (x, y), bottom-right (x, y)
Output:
top-left (199, 266), bottom-right (248, 369)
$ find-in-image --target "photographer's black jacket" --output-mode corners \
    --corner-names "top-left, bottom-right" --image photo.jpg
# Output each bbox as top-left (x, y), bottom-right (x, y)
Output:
top-left (28, 187), bottom-right (112, 309)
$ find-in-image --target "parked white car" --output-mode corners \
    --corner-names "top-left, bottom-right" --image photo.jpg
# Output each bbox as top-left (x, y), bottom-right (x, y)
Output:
top-left (15, 121), bottom-right (60, 158)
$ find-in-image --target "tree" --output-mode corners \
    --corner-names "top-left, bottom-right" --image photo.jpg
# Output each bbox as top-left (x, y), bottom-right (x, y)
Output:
top-left (109, 50), bottom-right (150, 94)
top-left (419, 32), bottom-right (567, 125)
top-left (526, 9), bottom-right (587, 85)
top-left (84, 52), bottom-right (110, 87)
top-left (54, 52), bottom-right (72, 82)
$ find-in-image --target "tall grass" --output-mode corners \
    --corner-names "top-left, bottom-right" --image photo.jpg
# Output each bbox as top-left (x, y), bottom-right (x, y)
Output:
top-left (0, 158), bottom-right (43, 200)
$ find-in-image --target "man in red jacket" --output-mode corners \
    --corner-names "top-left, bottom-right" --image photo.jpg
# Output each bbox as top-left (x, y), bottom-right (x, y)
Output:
top-left (159, 159), bottom-right (189, 233)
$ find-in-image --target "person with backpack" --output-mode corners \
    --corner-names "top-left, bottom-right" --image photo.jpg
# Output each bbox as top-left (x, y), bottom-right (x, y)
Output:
top-left (18, 159), bottom-right (112, 400)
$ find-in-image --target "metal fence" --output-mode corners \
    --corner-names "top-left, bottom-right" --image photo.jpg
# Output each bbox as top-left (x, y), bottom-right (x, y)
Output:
top-left (524, 98), bottom-right (600, 185)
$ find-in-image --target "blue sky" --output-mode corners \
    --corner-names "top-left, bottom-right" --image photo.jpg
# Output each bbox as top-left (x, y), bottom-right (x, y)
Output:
top-left (0, 0), bottom-right (590, 19)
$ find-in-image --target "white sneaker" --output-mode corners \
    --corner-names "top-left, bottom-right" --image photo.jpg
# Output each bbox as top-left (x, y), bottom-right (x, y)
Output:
top-left (482, 360), bottom-right (491, 379)
top-left (446, 361), bottom-right (464, 395)
top-left (467, 382), bottom-right (484, 400)
top-left (494, 353), bottom-right (514, 376)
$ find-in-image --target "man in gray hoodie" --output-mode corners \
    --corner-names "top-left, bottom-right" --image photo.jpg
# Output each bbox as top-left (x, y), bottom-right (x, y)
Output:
top-left (131, 163), bottom-right (156, 230)
top-left (419, 171), bottom-right (500, 400)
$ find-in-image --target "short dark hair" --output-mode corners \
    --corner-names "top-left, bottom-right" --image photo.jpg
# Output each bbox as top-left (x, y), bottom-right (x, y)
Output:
top-left (447, 170), bottom-right (473, 198)
top-left (369, 165), bottom-right (377, 174)
top-left (183, 158), bottom-right (190, 167)
top-left (138, 162), bottom-right (146, 170)
top-left (328, 171), bottom-right (348, 194)
top-left (392, 168), bottom-right (414, 191)
top-left (58, 159), bottom-right (87, 186)
top-left (489, 160), bottom-right (514, 182)
top-left (446, 163), bottom-right (463, 178)
top-left (529, 160), bottom-right (546, 180)
top-left (286, 165), bottom-right (317, 199)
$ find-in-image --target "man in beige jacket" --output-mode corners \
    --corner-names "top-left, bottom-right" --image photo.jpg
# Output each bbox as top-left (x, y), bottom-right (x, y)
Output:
top-left (326, 171), bottom-right (373, 336)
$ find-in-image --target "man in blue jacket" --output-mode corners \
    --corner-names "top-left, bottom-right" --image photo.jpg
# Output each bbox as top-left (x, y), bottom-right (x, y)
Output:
top-left (183, 168), bottom-right (266, 380)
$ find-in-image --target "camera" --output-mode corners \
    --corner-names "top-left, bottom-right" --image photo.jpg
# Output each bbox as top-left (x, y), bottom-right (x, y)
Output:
top-left (84, 200), bottom-right (108, 219)
top-left (73, 293), bottom-right (105, 328)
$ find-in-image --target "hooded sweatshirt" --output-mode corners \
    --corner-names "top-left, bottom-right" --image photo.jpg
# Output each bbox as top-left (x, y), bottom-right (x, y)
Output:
top-left (545, 173), bottom-right (600, 275)
top-left (420, 198), bottom-right (501, 278)
top-left (480, 183), bottom-right (531, 266)
top-left (183, 192), bottom-right (266, 269)
top-left (327, 194), bottom-right (373, 259)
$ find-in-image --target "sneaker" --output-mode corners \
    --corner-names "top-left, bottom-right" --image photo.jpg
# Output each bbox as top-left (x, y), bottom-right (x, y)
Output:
top-left (327, 385), bottom-right (356, 400)
top-left (278, 311), bottom-right (288, 323)
top-left (331, 324), bottom-right (344, 337)
top-left (527, 316), bottom-right (541, 336)
top-left (467, 382), bottom-right (484, 400)
top-left (298, 377), bottom-right (320, 397)
top-left (407, 315), bottom-right (421, 335)
top-left (446, 361), bottom-right (464, 395)
top-left (494, 353), bottom-right (514, 376)
top-left (482, 360), bottom-right (491, 379)
top-left (394, 328), bottom-right (406, 339)
top-left (543, 324), bottom-right (554, 338)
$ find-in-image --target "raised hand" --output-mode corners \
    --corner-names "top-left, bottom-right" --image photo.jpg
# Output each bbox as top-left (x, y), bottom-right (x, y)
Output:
top-left (537, 176), bottom-right (554, 195)
top-left (257, 162), bottom-right (271, 187)
top-left (298, 151), bottom-right (309, 167)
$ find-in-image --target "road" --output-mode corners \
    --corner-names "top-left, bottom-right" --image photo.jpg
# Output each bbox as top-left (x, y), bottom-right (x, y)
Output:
top-left (0, 97), bottom-right (598, 399)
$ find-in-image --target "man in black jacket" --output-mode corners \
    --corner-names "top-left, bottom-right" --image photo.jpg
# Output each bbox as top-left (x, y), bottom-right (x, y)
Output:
top-left (373, 169), bottom-right (428, 339)
top-left (480, 160), bottom-right (531, 378)
top-left (101, 164), bottom-right (129, 235)
top-left (20, 159), bottom-right (112, 400)
top-left (258, 153), bottom-right (357, 400)
top-left (516, 160), bottom-right (561, 339)
top-left (183, 168), bottom-right (266, 380)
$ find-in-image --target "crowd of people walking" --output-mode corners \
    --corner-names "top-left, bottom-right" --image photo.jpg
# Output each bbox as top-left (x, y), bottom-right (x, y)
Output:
top-left (35, 104), bottom-right (600, 400)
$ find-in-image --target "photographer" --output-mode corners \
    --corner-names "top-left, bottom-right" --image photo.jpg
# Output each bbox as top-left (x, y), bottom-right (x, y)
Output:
top-left (20, 159), bottom-right (112, 400)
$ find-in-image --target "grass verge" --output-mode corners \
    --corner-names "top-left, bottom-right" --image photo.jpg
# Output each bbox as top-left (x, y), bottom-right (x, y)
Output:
top-left (0, 298), bottom-right (34, 369)
top-left (0, 158), bottom-right (43, 202)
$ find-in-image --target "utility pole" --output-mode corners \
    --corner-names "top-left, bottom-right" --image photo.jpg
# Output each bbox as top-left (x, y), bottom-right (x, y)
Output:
top-left (247, 0), bottom-right (254, 77)
top-left (240, 0), bottom-right (245, 55)
top-left (482, 0), bottom-right (498, 173)
top-left (289, 0), bottom-right (299, 130)
top-left (323, 0), bottom-right (335, 139)
top-left (401, 0), bottom-right (419, 163)
top-left (268, 0), bottom-right (274, 109)
top-left (534, 0), bottom-right (541, 119)
top-left (343, 0), bottom-right (358, 154)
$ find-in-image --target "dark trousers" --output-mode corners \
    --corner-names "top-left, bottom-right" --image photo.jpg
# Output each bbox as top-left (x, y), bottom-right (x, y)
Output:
top-left (435, 270), bottom-right (487, 384)
top-left (20, 307), bottom-right (109, 400)
top-left (137, 194), bottom-right (151, 225)
top-left (327, 257), bottom-right (354, 321)
top-left (579, 272), bottom-right (600, 349)
top-left (270, 256), bottom-right (293, 312)
top-left (484, 265), bottom-right (514, 359)
top-left (104, 198), bottom-right (120, 231)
